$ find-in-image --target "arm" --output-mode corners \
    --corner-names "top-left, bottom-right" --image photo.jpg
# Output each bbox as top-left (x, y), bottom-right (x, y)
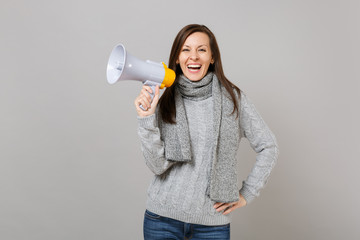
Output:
top-left (239, 92), bottom-right (279, 204)
top-left (137, 114), bottom-right (175, 175)
top-left (135, 85), bottom-right (175, 175)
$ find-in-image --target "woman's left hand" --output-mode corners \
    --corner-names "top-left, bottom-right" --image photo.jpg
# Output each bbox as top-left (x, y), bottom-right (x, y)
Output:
top-left (213, 193), bottom-right (247, 215)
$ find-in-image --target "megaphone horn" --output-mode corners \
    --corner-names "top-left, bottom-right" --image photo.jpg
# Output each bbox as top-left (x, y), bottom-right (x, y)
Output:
top-left (106, 44), bottom-right (176, 110)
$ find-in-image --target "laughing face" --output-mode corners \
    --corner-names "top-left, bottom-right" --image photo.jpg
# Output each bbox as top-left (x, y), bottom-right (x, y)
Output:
top-left (177, 32), bottom-right (214, 81)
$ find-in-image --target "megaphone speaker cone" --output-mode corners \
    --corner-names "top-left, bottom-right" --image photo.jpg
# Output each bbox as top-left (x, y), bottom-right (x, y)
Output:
top-left (106, 44), bottom-right (126, 84)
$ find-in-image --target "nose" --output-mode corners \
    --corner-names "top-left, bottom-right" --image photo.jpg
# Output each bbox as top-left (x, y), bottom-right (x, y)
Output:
top-left (189, 50), bottom-right (199, 60)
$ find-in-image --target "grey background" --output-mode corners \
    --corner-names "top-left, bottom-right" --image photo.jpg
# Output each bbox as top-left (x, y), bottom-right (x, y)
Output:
top-left (1, 0), bottom-right (359, 239)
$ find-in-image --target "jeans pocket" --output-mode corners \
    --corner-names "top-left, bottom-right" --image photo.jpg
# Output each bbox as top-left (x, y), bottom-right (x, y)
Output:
top-left (145, 210), bottom-right (161, 220)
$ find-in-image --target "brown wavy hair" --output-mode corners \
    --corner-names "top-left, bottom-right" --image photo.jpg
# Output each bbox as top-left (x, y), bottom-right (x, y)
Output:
top-left (159, 24), bottom-right (241, 123)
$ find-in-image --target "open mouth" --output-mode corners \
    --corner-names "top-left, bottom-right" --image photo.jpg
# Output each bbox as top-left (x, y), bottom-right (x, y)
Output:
top-left (187, 64), bottom-right (202, 72)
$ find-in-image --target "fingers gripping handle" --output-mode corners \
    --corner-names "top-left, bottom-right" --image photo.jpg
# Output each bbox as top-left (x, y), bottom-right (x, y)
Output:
top-left (139, 83), bottom-right (157, 111)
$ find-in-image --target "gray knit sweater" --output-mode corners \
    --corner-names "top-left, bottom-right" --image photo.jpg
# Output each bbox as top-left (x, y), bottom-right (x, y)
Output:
top-left (137, 91), bottom-right (278, 226)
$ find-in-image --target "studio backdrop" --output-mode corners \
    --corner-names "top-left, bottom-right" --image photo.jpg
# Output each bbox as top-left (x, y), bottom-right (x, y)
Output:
top-left (1, 0), bottom-right (359, 239)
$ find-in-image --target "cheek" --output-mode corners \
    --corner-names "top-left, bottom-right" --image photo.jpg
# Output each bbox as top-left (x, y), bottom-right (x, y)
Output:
top-left (206, 55), bottom-right (213, 65)
top-left (203, 58), bottom-right (212, 69)
top-left (178, 52), bottom-right (186, 61)
top-left (178, 55), bottom-right (188, 68)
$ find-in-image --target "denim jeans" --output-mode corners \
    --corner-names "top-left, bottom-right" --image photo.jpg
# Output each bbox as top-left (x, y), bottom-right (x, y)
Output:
top-left (143, 210), bottom-right (230, 240)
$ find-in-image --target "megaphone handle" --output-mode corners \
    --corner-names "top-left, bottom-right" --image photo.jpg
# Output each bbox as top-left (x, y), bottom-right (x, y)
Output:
top-left (139, 84), bottom-right (156, 111)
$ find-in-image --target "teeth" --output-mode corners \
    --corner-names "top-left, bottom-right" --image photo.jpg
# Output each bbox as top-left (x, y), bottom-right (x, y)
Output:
top-left (187, 64), bottom-right (201, 68)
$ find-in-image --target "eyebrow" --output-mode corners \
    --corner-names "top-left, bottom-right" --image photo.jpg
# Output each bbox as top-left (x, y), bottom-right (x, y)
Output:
top-left (183, 44), bottom-right (209, 48)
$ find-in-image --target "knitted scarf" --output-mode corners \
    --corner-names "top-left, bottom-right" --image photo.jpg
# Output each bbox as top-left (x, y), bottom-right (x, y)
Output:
top-left (158, 72), bottom-right (240, 203)
top-left (177, 72), bottom-right (213, 101)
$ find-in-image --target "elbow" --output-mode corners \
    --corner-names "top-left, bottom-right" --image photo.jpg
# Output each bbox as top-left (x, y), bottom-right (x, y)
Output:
top-left (145, 160), bottom-right (173, 176)
top-left (146, 162), bottom-right (166, 175)
top-left (273, 136), bottom-right (279, 160)
top-left (152, 167), bottom-right (167, 176)
top-left (257, 137), bottom-right (279, 164)
top-left (268, 136), bottom-right (279, 163)
top-left (266, 131), bottom-right (279, 160)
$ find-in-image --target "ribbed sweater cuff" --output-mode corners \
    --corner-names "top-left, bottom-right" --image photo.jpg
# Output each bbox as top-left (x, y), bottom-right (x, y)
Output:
top-left (239, 187), bottom-right (256, 204)
top-left (137, 114), bottom-right (157, 129)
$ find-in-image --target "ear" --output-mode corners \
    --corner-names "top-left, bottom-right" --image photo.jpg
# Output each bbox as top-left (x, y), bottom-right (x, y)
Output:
top-left (176, 59), bottom-right (179, 64)
top-left (211, 58), bottom-right (214, 64)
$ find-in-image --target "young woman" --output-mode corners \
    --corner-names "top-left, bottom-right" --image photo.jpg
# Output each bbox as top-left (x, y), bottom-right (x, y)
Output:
top-left (135, 24), bottom-right (278, 240)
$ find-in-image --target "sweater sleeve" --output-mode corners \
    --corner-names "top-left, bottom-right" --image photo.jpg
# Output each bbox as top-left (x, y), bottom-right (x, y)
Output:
top-left (137, 114), bottom-right (175, 175)
top-left (238, 92), bottom-right (279, 204)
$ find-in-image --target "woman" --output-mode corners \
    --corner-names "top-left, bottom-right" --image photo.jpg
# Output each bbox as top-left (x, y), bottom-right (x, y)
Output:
top-left (135, 24), bottom-right (278, 240)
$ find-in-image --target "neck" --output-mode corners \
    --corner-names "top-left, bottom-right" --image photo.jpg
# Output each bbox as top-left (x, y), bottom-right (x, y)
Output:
top-left (177, 72), bottom-right (214, 101)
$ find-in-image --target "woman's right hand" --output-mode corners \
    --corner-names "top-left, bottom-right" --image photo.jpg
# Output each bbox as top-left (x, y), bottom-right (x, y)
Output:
top-left (134, 85), bottom-right (160, 117)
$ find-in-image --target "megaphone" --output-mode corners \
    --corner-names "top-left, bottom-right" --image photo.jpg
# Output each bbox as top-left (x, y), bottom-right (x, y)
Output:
top-left (106, 44), bottom-right (176, 110)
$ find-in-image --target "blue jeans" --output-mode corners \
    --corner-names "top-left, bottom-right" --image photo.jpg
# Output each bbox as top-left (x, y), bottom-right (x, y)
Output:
top-left (143, 210), bottom-right (230, 240)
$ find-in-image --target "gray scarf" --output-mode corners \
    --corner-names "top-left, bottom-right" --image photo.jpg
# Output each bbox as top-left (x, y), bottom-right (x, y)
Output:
top-left (177, 72), bottom-right (213, 101)
top-left (159, 72), bottom-right (241, 203)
